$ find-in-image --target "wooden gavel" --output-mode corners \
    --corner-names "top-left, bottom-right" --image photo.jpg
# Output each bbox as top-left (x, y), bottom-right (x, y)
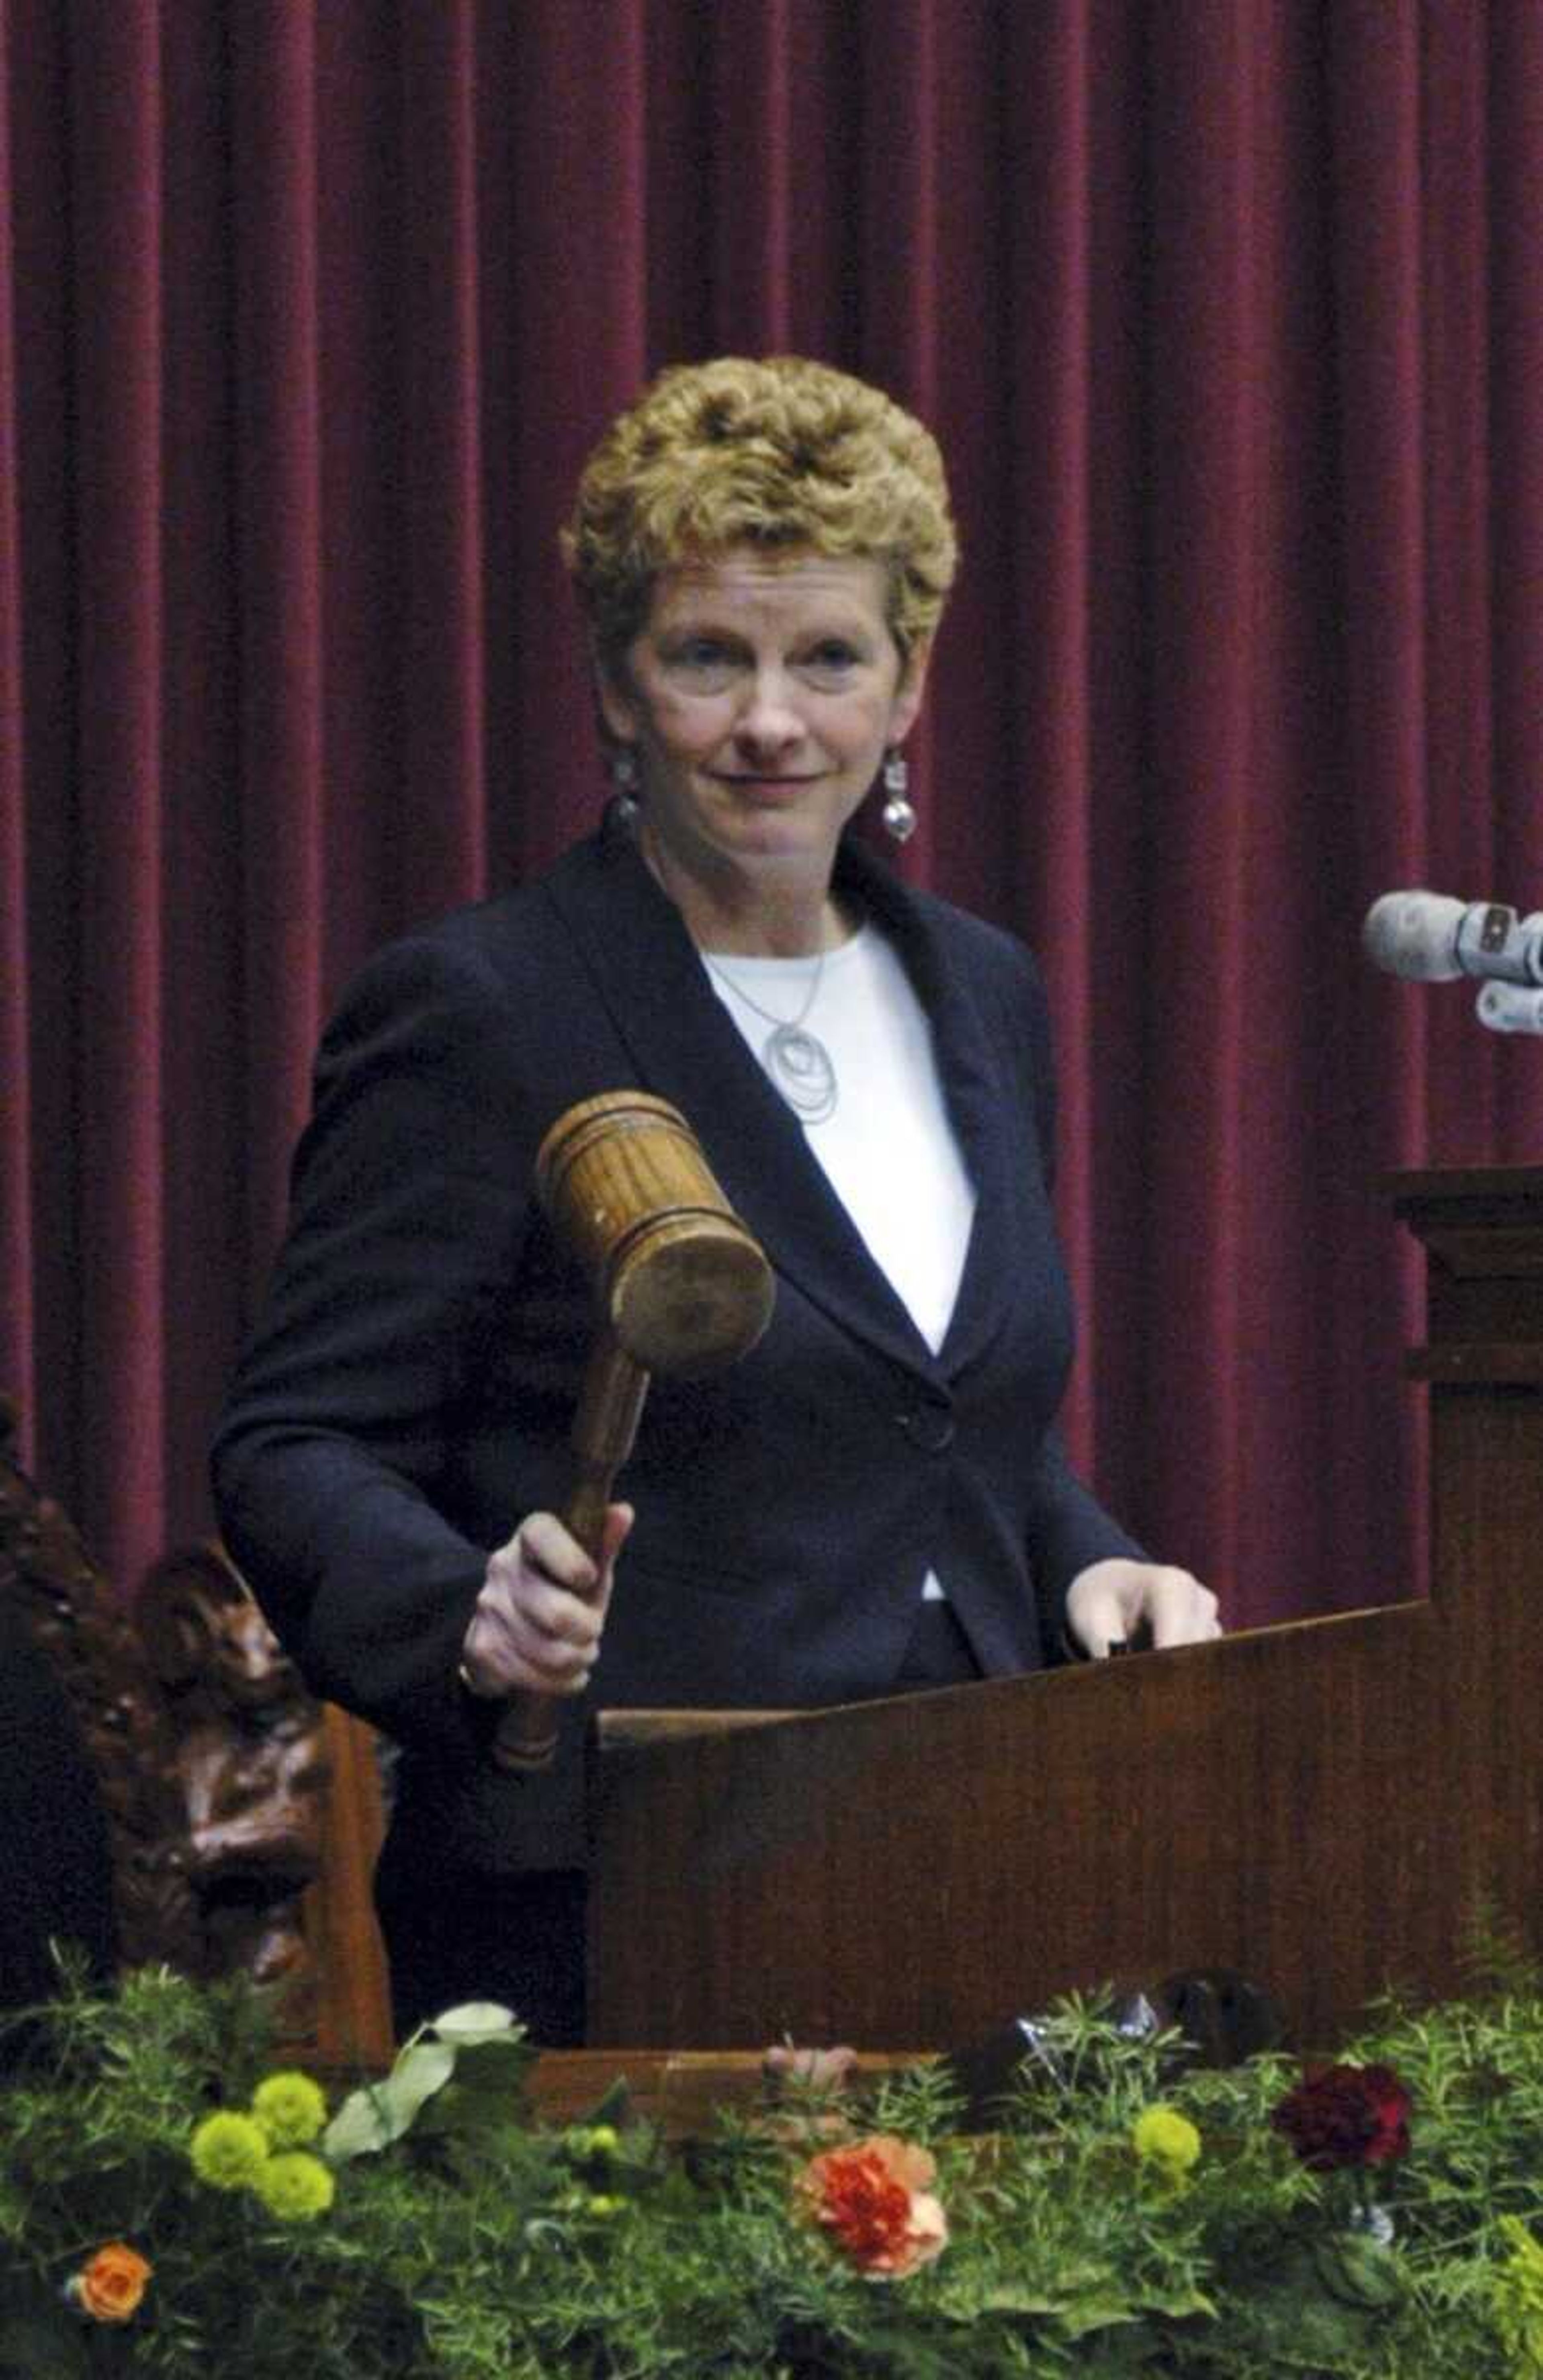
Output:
top-left (491, 1091), bottom-right (775, 1773)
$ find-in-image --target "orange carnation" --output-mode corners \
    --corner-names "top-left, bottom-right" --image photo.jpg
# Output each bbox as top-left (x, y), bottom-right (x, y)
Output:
top-left (795, 2132), bottom-right (948, 2279)
top-left (74, 2241), bottom-right (152, 2323)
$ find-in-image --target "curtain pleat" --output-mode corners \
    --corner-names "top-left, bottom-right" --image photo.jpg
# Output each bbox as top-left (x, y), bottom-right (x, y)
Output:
top-left (156, 4), bottom-right (239, 1536)
top-left (996, 0), bottom-right (1103, 1459)
top-left (495, 0), bottom-right (650, 879)
top-left (4, 0), bottom-right (1541, 1625)
top-left (6, 0), bottom-right (72, 1504)
top-left (69, 2), bottom-right (169, 1542)
top-left (399, 0), bottom-right (487, 918)
top-left (228, 0), bottom-right (328, 1279)
top-left (0, 7), bottom-right (30, 1431)
top-left (1140, 2), bottom-right (1291, 1583)
top-left (707, 0), bottom-right (799, 352)
top-left (1490, 7), bottom-right (1543, 1180)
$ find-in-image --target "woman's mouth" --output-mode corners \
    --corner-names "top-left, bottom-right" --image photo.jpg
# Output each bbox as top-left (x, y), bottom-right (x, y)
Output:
top-left (716, 773), bottom-right (817, 794)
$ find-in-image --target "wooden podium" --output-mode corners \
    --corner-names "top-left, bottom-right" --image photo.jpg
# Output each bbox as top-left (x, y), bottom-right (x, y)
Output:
top-left (585, 1166), bottom-right (1543, 2051)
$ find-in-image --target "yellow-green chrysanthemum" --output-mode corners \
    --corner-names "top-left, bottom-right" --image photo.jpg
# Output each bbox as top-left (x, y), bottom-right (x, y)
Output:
top-left (190, 2110), bottom-right (270, 2192)
top-left (1132, 2106), bottom-right (1202, 2178)
top-left (253, 2149), bottom-right (336, 2223)
top-left (251, 2069), bottom-right (329, 2149)
top-left (566, 2123), bottom-right (620, 2167)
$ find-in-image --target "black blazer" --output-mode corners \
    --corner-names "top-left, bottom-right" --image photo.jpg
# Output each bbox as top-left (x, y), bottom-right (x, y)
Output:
top-left (212, 819), bottom-right (1142, 1872)
top-left (0, 1600), bottom-right (118, 2044)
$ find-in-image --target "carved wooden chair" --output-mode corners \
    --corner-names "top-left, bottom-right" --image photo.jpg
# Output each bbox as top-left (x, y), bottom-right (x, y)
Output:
top-left (0, 1402), bottom-right (392, 2067)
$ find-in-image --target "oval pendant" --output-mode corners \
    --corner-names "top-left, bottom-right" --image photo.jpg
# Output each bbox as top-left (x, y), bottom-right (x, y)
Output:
top-left (763, 1023), bottom-right (837, 1124)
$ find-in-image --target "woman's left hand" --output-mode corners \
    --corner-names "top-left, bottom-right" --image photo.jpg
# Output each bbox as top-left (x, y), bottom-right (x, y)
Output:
top-left (1065, 1558), bottom-right (1221, 1660)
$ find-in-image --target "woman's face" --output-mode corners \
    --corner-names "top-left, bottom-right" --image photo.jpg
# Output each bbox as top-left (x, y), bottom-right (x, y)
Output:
top-left (598, 547), bottom-right (930, 922)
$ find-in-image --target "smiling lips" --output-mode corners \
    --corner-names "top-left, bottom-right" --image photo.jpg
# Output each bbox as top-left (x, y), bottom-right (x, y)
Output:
top-left (715, 773), bottom-right (819, 789)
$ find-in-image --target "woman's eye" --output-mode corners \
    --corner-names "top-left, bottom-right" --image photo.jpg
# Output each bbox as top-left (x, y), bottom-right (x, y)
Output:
top-left (802, 641), bottom-right (861, 680)
top-left (665, 638), bottom-right (737, 688)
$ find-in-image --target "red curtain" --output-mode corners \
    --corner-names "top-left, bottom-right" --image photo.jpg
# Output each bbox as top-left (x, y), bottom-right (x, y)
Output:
top-left (4, 0), bottom-right (1541, 1627)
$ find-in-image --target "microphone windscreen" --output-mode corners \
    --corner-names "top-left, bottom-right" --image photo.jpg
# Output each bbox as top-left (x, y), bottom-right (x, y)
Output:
top-left (1363, 890), bottom-right (1466, 982)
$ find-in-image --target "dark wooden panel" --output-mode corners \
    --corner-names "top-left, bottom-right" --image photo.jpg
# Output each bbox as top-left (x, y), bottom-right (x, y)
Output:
top-left (302, 1705), bottom-right (393, 2072)
top-left (589, 1609), bottom-right (1450, 2048)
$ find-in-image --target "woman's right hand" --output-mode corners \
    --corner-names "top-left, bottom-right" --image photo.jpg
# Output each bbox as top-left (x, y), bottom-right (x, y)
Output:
top-left (459, 1504), bottom-right (633, 1699)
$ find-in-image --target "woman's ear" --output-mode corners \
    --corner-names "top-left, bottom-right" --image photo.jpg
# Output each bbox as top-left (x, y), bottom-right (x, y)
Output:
top-left (592, 686), bottom-right (636, 766)
top-left (889, 631), bottom-right (934, 743)
top-left (596, 679), bottom-right (637, 748)
top-left (592, 643), bottom-right (640, 747)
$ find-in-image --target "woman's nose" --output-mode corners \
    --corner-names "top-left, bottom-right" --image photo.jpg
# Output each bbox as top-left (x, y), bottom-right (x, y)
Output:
top-left (733, 670), bottom-right (804, 748)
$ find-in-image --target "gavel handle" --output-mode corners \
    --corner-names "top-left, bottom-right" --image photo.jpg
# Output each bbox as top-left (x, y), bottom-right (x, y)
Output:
top-left (490, 1334), bottom-right (649, 1774)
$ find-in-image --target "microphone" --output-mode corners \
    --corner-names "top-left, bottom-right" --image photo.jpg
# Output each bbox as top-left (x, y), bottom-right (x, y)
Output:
top-left (1476, 982), bottom-right (1543, 1035)
top-left (1363, 890), bottom-right (1543, 988)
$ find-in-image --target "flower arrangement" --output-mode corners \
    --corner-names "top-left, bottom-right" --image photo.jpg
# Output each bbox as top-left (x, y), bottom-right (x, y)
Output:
top-left (4, 1952), bottom-right (1543, 2375)
top-left (794, 2133), bottom-right (948, 2278)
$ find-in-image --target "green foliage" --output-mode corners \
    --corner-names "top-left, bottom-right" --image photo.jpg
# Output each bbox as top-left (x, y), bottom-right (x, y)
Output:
top-left (5, 1961), bottom-right (1543, 2374)
top-left (324, 2001), bottom-right (534, 2167)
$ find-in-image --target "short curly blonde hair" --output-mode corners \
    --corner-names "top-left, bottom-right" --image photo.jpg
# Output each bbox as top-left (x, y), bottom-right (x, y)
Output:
top-left (563, 356), bottom-right (958, 673)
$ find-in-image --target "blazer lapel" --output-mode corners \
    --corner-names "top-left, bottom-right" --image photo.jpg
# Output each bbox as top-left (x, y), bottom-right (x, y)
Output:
top-left (542, 823), bottom-right (1017, 1385)
top-left (835, 840), bottom-right (1023, 1383)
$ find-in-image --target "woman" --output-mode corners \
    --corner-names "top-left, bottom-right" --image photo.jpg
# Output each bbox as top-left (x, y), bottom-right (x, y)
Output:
top-left (213, 357), bottom-right (1218, 2044)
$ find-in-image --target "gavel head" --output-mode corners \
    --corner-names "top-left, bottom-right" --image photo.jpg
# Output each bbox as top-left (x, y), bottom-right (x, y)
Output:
top-left (535, 1092), bottom-right (774, 1376)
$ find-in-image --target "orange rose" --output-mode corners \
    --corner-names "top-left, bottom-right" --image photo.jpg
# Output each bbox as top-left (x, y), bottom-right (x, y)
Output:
top-left (795, 2133), bottom-right (948, 2279)
top-left (75, 2241), bottom-right (152, 2323)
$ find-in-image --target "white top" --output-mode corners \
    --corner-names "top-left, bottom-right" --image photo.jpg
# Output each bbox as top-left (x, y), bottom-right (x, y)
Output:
top-left (703, 925), bottom-right (977, 1610)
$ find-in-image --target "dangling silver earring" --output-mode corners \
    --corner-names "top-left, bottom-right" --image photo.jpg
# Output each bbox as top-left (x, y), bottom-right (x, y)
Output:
top-left (608, 745), bottom-right (641, 825)
top-left (881, 749), bottom-right (916, 844)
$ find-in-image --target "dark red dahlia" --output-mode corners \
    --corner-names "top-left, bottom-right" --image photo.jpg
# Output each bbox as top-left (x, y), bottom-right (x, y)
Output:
top-left (1272, 2061), bottom-right (1412, 2172)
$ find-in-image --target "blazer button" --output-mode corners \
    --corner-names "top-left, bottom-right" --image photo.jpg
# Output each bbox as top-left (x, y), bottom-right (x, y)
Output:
top-left (898, 1397), bottom-right (955, 1453)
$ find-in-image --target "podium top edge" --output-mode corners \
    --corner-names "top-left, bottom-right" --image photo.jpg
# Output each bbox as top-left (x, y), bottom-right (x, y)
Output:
top-left (1381, 1162), bottom-right (1543, 1205)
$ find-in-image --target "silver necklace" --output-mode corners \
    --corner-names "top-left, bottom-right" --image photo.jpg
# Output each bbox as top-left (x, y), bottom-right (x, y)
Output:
top-left (705, 947), bottom-right (838, 1123)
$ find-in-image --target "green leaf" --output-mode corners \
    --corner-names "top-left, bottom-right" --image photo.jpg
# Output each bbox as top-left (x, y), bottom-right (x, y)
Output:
top-left (320, 2086), bottom-right (394, 2161)
top-left (1141, 2282), bottom-right (1218, 2322)
top-left (323, 2003), bottom-right (534, 2166)
top-left (973, 2284), bottom-right (1058, 2317)
top-left (323, 2040), bottom-right (456, 2161)
top-left (426, 2001), bottom-right (519, 2044)
top-left (1057, 2294), bottom-right (1146, 2342)
top-left (1314, 2229), bottom-right (1405, 2310)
